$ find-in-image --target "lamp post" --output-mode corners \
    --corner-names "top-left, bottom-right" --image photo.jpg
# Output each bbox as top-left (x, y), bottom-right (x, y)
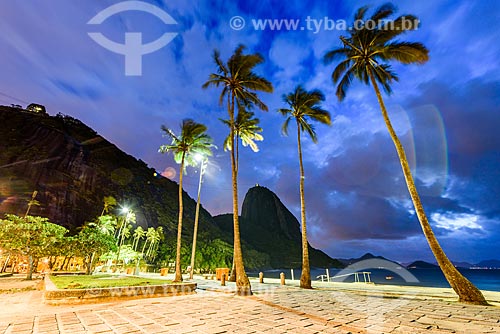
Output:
top-left (189, 154), bottom-right (207, 279)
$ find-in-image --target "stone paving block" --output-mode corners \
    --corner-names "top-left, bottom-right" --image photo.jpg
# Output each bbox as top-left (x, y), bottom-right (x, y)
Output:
top-left (85, 323), bottom-right (113, 333)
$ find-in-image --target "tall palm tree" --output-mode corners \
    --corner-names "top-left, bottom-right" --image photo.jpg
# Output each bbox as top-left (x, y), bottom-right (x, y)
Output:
top-left (159, 119), bottom-right (213, 282)
top-left (115, 210), bottom-right (135, 267)
top-left (278, 85), bottom-right (331, 289)
top-left (132, 226), bottom-right (145, 251)
top-left (141, 227), bottom-right (156, 257)
top-left (203, 45), bottom-right (273, 295)
top-left (324, 3), bottom-right (487, 305)
top-left (146, 228), bottom-right (160, 260)
top-left (221, 108), bottom-right (264, 281)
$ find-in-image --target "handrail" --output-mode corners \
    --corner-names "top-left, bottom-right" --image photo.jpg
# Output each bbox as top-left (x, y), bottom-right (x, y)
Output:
top-left (316, 271), bottom-right (372, 283)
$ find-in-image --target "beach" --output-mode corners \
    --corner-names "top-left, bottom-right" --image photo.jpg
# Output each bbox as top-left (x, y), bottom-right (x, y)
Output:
top-left (1, 275), bottom-right (499, 333)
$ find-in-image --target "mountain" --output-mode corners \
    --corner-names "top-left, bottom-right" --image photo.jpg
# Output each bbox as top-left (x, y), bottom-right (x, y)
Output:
top-left (474, 260), bottom-right (500, 269)
top-left (214, 185), bottom-right (343, 269)
top-left (338, 253), bottom-right (400, 267)
top-left (448, 261), bottom-right (473, 269)
top-left (0, 106), bottom-right (270, 269)
top-left (406, 260), bottom-right (439, 269)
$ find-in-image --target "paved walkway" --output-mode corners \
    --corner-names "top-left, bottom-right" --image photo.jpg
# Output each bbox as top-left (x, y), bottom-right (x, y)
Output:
top-left (1, 278), bottom-right (499, 333)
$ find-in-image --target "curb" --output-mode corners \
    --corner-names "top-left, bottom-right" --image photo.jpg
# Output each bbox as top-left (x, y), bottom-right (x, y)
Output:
top-left (43, 275), bottom-right (197, 305)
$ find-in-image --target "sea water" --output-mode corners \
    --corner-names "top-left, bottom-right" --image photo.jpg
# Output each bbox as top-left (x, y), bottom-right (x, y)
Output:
top-left (248, 268), bottom-right (500, 292)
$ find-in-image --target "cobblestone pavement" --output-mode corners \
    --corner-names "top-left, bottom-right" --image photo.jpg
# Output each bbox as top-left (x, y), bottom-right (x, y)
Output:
top-left (1, 280), bottom-right (499, 333)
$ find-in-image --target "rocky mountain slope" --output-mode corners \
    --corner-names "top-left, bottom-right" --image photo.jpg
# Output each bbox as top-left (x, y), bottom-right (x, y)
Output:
top-left (214, 186), bottom-right (342, 269)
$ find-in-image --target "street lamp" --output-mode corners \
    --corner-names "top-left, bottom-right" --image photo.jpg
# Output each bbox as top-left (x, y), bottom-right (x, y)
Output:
top-left (189, 154), bottom-right (207, 279)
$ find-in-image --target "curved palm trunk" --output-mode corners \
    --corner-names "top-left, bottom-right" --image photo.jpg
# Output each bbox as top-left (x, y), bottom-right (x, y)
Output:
top-left (189, 160), bottom-right (204, 279)
top-left (230, 93), bottom-right (252, 295)
top-left (368, 70), bottom-right (487, 305)
top-left (174, 154), bottom-right (185, 282)
top-left (297, 121), bottom-right (312, 289)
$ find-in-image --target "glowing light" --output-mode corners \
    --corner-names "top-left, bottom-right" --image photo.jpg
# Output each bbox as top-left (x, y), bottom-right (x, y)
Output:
top-left (161, 166), bottom-right (176, 179)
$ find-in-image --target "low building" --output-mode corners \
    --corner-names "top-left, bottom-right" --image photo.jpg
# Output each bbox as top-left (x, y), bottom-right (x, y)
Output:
top-left (26, 103), bottom-right (47, 115)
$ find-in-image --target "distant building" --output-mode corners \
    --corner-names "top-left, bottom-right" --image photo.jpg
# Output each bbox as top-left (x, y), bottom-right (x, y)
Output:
top-left (10, 104), bottom-right (22, 109)
top-left (26, 103), bottom-right (47, 115)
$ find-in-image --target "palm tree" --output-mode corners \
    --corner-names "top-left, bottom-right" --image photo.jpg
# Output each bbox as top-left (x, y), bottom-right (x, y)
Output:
top-left (141, 227), bottom-right (156, 257)
top-left (324, 3), bottom-right (487, 305)
top-left (203, 45), bottom-right (273, 295)
top-left (146, 229), bottom-right (160, 260)
top-left (221, 108), bottom-right (264, 172)
top-left (132, 226), bottom-right (145, 251)
top-left (101, 196), bottom-right (117, 216)
top-left (221, 109), bottom-right (264, 281)
top-left (24, 190), bottom-right (40, 218)
top-left (159, 119), bottom-right (213, 282)
top-left (115, 210), bottom-right (135, 267)
top-left (278, 85), bottom-right (331, 289)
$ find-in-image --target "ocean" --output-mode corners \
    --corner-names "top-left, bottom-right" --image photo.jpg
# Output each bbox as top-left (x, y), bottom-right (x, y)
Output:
top-left (248, 268), bottom-right (500, 292)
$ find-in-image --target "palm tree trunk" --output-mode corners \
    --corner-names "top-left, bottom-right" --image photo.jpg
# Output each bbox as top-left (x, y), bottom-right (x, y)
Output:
top-left (297, 121), bottom-right (312, 289)
top-left (141, 240), bottom-right (148, 258)
top-left (189, 160), bottom-right (204, 279)
top-left (368, 69), bottom-right (487, 305)
top-left (230, 93), bottom-right (252, 295)
top-left (174, 154), bottom-right (185, 282)
top-left (229, 133), bottom-right (240, 283)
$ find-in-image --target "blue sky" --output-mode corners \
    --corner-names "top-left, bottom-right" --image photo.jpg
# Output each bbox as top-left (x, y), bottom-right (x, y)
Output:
top-left (1, 0), bottom-right (499, 263)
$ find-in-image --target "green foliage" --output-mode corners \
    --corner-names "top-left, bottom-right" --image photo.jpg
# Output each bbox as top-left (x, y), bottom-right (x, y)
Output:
top-left (221, 109), bottom-right (263, 153)
top-left (159, 119), bottom-right (214, 170)
top-left (77, 224), bottom-right (117, 260)
top-left (0, 214), bottom-right (67, 259)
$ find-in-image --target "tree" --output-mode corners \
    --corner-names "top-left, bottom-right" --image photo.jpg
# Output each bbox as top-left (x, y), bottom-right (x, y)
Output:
top-left (115, 209), bottom-right (135, 267)
top-left (0, 214), bottom-right (67, 279)
top-left (323, 3), bottom-right (487, 305)
top-left (221, 108), bottom-right (264, 172)
top-left (203, 45), bottom-right (273, 295)
top-left (278, 85), bottom-right (331, 289)
top-left (159, 119), bottom-right (213, 282)
top-left (76, 225), bottom-right (116, 275)
top-left (142, 227), bottom-right (156, 258)
top-left (96, 215), bottom-right (117, 236)
top-left (101, 196), bottom-right (117, 216)
top-left (24, 190), bottom-right (40, 217)
top-left (221, 108), bottom-right (264, 280)
top-left (132, 226), bottom-right (146, 251)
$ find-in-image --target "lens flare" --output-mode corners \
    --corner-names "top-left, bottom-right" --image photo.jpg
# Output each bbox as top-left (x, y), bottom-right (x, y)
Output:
top-left (161, 166), bottom-right (176, 179)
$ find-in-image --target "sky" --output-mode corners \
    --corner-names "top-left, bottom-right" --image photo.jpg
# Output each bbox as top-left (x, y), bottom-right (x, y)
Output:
top-left (0, 0), bottom-right (499, 264)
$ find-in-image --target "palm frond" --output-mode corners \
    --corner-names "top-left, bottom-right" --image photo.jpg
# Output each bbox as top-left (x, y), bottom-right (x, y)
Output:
top-left (323, 47), bottom-right (349, 65)
top-left (325, 4), bottom-right (428, 98)
top-left (354, 6), bottom-right (369, 20)
top-left (371, 3), bottom-right (396, 23)
top-left (382, 42), bottom-right (429, 64)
